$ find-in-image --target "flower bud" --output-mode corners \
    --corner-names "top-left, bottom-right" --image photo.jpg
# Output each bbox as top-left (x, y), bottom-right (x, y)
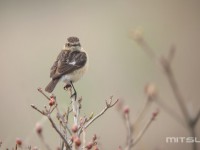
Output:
top-left (32, 146), bottom-right (39, 150)
top-left (86, 141), bottom-right (93, 149)
top-left (131, 28), bottom-right (144, 43)
top-left (92, 134), bottom-right (97, 141)
top-left (123, 105), bottom-right (130, 114)
top-left (94, 146), bottom-right (99, 150)
top-left (74, 136), bottom-right (81, 147)
top-left (49, 98), bottom-right (55, 106)
top-left (152, 109), bottom-right (159, 120)
top-left (35, 122), bottom-right (42, 134)
top-left (71, 124), bottom-right (78, 133)
top-left (144, 83), bottom-right (157, 99)
top-left (16, 138), bottom-right (22, 146)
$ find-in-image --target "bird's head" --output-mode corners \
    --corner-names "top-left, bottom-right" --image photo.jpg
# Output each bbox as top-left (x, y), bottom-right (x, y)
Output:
top-left (63, 36), bottom-right (81, 51)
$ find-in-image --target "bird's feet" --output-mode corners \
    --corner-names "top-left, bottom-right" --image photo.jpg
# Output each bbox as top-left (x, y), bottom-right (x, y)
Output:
top-left (63, 84), bottom-right (71, 91)
top-left (64, 84), bottom-right (77, 100)
top-left (71, 91), bottom-right (77, 101)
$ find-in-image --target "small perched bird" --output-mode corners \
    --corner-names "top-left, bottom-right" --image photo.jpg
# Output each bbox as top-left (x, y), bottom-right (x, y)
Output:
top-left (45, 36), bottom-right (88, 99)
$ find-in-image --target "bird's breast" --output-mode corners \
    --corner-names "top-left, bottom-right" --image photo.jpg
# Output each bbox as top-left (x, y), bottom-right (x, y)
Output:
top-left (60, 62), bottom-right (88, 84)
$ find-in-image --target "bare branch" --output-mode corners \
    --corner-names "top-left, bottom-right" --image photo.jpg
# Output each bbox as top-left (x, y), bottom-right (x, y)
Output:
top-left (154, 96), bottom-right (186, 128)
top-left (124, 113), bottom-right (133, 150)
top-left (161, 58), bottom-right (190, 124)
top-left (168, 45), bottom-right (176, 63)
top-left (37, 134), bottom-right (52, 150)
top-left (31, 104), bottom-right (45, 115)
top-left (133, 98), bottom-right (152, 126)
top-left (78, 98), bottom-right (119, 135)
top-left (47, 115), bottom-right (71, 150)
top-left (37, 88), bottom-right (50, 101)
top-left (191, 109), bottom-right (200, 127)
top-left (31, 103), bottom-right (71, 149)
top-left (132, 109), bottom-right (159, 147)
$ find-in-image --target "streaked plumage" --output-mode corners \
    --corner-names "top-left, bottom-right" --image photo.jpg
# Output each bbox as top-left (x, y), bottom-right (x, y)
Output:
top-left (45, 37), bottom-right (88, 93)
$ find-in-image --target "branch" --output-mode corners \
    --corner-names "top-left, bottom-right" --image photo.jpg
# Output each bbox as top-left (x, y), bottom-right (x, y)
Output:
top-left (124, 113), bottom-right (133, 150)
top-left (84, 98), bottom-right (118, 129)
top-left (131, 109), bottom-right (159, 147)
top-left (160, 57), bottom-right (190, 124)
top-left (191, 109), bottom-right (200, 127)
top-left (132, 32), bottom-right (198, 150)
top-left (31, 103), bottom-right (71, 150)
top-left (37, 134), bottom-right (52, 150)
top-left (31, 104), bottom-right (45, 115)
top-left (131, 29), bottom-right (156, 60)
top-left (78, 98), bottom-right (118, 135)
top-left (66, 87), bottom-right (80, 127)
top-left (133, 97), bottom-right (152, 126)
top-left (154, 96), bottom-right (186, 128)
top-left (47, 115), bottom-right (71, 150)
top-left (38, 88), bottom-right (50, 101)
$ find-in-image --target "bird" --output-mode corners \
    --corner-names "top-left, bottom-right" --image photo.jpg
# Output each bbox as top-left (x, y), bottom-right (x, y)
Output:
top-left (45, 36), bottom-right (88, 99)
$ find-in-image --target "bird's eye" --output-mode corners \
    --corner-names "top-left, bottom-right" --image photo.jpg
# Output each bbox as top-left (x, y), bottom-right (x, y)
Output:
top-left (65, 43), bottom-right (70, 47)
top-left (67, 43), bottom-right (71, 47)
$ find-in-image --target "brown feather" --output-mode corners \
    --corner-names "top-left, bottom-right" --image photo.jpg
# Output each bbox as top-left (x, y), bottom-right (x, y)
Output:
top-left (45, 79), bottom-right (59, 93)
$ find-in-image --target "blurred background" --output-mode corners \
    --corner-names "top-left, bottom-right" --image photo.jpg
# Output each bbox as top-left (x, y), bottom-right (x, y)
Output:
top-left (0, 0), bottom-right (200, 149)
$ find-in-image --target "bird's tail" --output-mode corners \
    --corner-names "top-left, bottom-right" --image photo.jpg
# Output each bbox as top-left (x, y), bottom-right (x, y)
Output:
top-left (45, 79), bottom-right (59, 93)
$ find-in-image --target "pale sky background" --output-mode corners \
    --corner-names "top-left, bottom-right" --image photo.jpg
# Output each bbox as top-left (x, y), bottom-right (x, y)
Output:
top-left (0, 0), bottom-right (200, 150)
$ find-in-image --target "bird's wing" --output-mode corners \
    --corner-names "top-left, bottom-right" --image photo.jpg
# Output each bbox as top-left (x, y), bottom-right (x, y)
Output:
top-left (50, 50), bottom-right (67, 78)
top-left (52, 50), bottom-right (87, 80)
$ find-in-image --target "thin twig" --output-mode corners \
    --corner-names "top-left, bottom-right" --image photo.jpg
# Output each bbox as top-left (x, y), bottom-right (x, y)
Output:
top-left (138, 39), bottom-right (156, 60)
top-left (125, 113), bottom-right (133, 150)
top-left (133, 98), bottom-right (152, 126)
top-left (131, 110), bottom-right (158, 147)
top-left (154, 96), bottom-right (186, 128)
top-left (47, 115), bottom-right (71, 150)
top-left (67, 87), bottom-right (79, 126)
top-left (82, 128), bottom-right (86, 150)
top-left (84, 99), bottom-right (118, 129)
top-left (31, 103), bottom-right (71, 150)
top-left (38, 134), bottom-right (52, 150)
top-left (133, 35), bottom-right (199, 150)
top-left (161, 58), bottom-right (190, 124)
top-left (192, 109), bottom-right (200, 127)
top-left (190, 128), bottom-right (197, 150)
top-left (31, 104), bottom-right (45, 115)
top-left (78, 98), bottom-right (118, 135)
top-left (37, 88), bottom-right (50, 101)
